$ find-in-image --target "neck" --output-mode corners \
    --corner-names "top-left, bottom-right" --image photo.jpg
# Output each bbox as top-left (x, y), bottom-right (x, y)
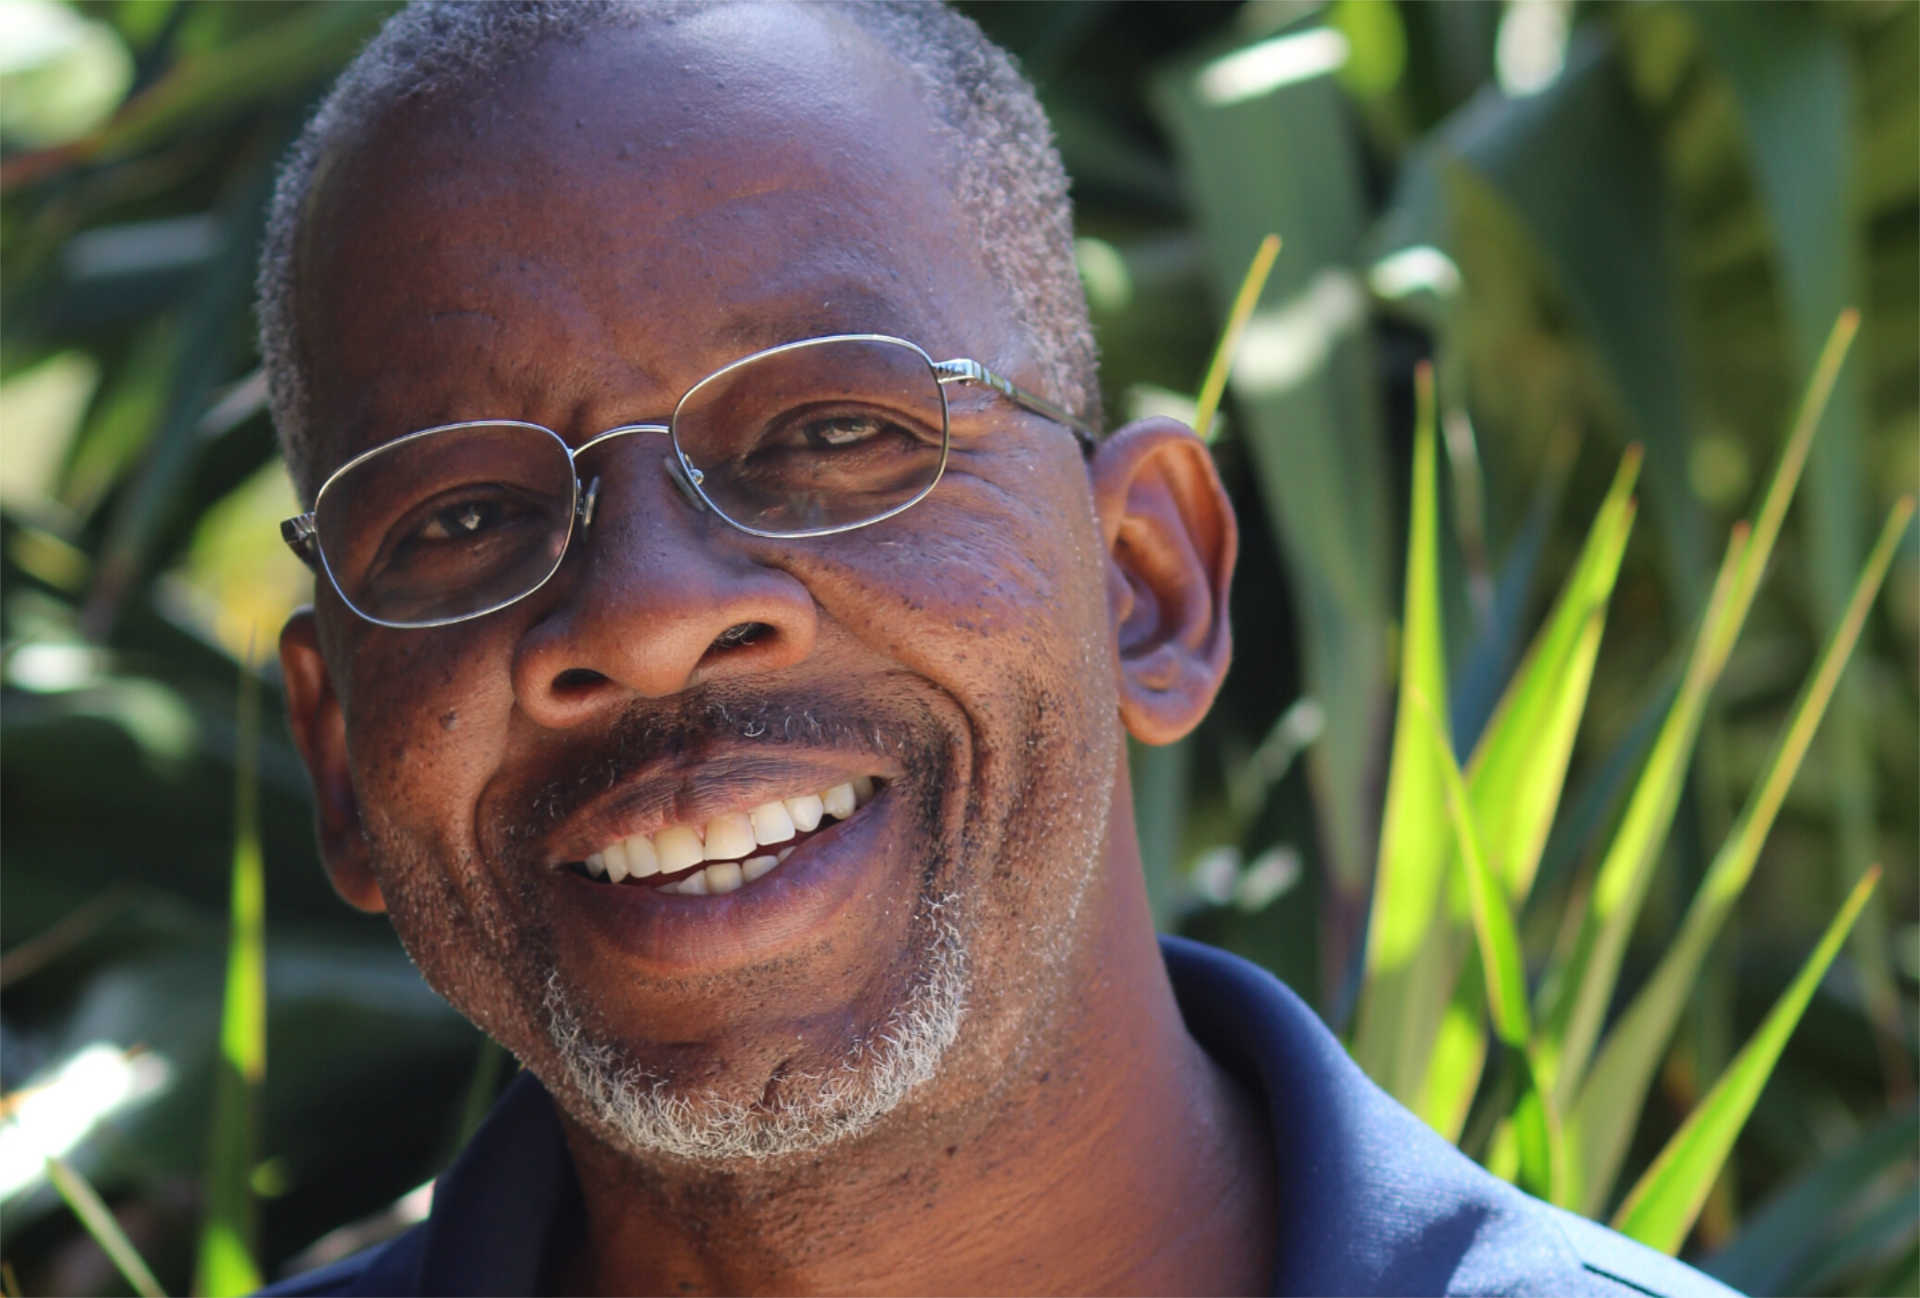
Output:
top-left (556, 776), bottom-right (1276, 1296)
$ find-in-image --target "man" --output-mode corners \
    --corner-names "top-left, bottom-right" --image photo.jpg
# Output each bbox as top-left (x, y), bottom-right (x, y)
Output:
top-left (260, 2), bottom-right (1733, 1293)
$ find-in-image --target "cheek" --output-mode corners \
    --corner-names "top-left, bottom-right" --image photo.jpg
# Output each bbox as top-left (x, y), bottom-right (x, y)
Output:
top-left (813, 458), bottom-right (1121, 862)
top-left (337, 626), bottom-right (518, 840)
top-left (832, 461), bottom-right (1113, 677)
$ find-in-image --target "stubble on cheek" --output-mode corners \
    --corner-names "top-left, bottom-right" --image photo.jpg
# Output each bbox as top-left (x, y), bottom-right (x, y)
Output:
top-left (363, 807), bottom-right (562, 1063)
top-left (339, 629), bottom-right (563, 1063)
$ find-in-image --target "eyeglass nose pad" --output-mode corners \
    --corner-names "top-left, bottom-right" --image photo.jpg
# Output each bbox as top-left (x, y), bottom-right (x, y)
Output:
top-left (577, 476), bottom-right (601, 531)
top-left (664, 452), bottom-right (707, 512)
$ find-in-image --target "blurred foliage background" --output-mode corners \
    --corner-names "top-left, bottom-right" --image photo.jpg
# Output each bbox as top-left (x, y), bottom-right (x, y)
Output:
top-left (0, 0), bottom-right (1913, 1293)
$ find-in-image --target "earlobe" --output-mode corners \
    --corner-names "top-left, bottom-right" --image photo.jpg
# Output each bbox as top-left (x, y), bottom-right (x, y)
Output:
top-left (1089, 417), bottom-right (1237, 745)
top-left (279, 609), bottom-right (385, 913)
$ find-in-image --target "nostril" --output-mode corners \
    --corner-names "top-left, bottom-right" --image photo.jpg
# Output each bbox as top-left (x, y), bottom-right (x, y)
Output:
top-left (712, 621), bottom-right (773, 650)
top-left (552, 667), bottom-right (606, 694)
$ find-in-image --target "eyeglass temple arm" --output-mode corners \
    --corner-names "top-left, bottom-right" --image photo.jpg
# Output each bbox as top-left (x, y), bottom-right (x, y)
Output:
top-left (282, 513), bottom-right (322, 571)
top-left (934, 359), bottom-right (1098, 450)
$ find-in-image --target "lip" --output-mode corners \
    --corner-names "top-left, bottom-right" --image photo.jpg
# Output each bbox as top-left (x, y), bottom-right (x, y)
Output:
top-left (539, 752), bottom-right (897, 868)
top-left (528, 751), bottom-right (908, 974)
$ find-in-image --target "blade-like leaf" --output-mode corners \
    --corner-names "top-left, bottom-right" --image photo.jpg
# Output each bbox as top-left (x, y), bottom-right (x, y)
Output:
top-left (1468, 449), bottom-right (1640, 901)
top-left (1349, 363), bottom-right (1450, 1097)
top-left (1612, 867), bottom-right (1883, 1254)
top-left (1705, 1107), bottom-right (1919, 1295)
top-left (1570, 499), bottom-right (1915, 1213)
top-left (194, 653), bottom-right (265, 1297)
top-left (1412, 451), bottom-right (1639, 1140)
top-left (1192, 233), bottom-right (1281, 443)
top-left (1413, 690), bottom-right (1563, 1202)
top-left (1535, 310), bottom-right (1858, 1107)
top-left (1690, 13), bottom-right (1885, 1056)
top-left (45, 1156), bottom-right (166, 1298)
top-left (1415, 692), bottom-right (1524, 1045)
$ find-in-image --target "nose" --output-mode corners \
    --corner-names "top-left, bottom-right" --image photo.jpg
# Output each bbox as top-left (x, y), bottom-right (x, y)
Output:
top-left (510, 453), bottom-right (816, 727)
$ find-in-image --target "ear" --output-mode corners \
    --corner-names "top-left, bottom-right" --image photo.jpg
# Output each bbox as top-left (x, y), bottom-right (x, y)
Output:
top-left (1089, 417), bottom-right (1237, 745)
top-left (280, 609), bottom-right (385, 913)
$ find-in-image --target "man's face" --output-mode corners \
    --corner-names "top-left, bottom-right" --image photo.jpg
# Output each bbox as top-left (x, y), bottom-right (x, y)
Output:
top-left (288, 6), bottom-right (1126, 1160)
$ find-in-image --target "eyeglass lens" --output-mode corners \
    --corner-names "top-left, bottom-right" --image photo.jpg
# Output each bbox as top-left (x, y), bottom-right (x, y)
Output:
top-left (311, 338), bottom-right (952, 626)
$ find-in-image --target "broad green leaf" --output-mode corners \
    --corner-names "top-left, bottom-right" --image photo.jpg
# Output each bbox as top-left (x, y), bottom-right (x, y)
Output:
top-left (80, 162), bottom-right (275, 637)
top-left (1153, 38), bottom-right (1395, 967)
top-left (1372, 33), bottom-right (1710, 609)
top-left (1800, 1188), bottom-right (1920, 1297)
top-left (1612, 867), bottom-right (1883, 1254)
top-left (1410, 976), bottom-right (1485, 1142)
top-left (194, 654), bottom-right (265, 1298)
top-left (45, 1156), bottom-right (166, 1298)
top-left (1570, 499), bottom-right (1915, 1214)
top-left (51, 4), bottom-right (391, 171)
top-left (1534, 311), bottom-right (1858, 1107)
top-left (1349, 364), bottom-right (1449, 1097)
top-left (1705, 1108), bottom-right (1920, 1295)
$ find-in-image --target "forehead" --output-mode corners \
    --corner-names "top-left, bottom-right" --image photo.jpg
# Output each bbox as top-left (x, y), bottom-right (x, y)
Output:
top-left (297, 4), bottom-right (1012, 467)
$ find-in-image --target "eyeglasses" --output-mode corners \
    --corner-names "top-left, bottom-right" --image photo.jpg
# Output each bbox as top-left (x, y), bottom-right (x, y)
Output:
top-left (281, 333), bottom-right (1096, 628)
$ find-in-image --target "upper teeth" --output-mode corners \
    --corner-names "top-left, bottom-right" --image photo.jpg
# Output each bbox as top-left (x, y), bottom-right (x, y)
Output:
top-left (581, 777), bottom-right (877, 896)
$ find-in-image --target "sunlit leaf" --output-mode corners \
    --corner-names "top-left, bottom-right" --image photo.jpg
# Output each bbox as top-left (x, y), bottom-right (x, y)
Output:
top-left (1411, 450), bottom-right (1638, 1140)
top-left (1692, 0), bottom-right (1903, 1106)
top-left (1534, 311), bottom-right (1858, 1107)
top-left (1613, 867), bottom-right (1883, 1254)
top-left (1192, 232), bottom-right (1280, 443)
top-left (1349, 363), bottom-right (1449, 1097)
top-left (1412, 689), bottom-right (1562, 1202)
top-left (194, 652), bottom-right (265, 1297)
top-left (1570, 499), bottom-right (1914, 1213)
top-left (45, 1156), bottom-right (166, 1298)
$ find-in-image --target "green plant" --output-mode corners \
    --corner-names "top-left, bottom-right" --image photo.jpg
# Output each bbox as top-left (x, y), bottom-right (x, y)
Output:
top-left (1, 2), bottom-right (1911, 1292)
top-left (1347, 318), bottom-right (1909, 1246)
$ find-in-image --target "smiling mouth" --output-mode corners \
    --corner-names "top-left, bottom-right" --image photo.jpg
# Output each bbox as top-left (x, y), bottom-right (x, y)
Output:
top-left (566, 776), bottom-right (882, 896)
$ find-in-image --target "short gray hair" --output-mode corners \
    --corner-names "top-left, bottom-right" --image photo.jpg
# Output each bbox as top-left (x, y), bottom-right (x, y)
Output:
top-left (256, 0), bottom-right (1100, 503)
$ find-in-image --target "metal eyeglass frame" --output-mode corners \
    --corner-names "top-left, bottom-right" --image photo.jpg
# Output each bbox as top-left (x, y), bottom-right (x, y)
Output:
top-left (280, 333), bottom-right (1098, 628)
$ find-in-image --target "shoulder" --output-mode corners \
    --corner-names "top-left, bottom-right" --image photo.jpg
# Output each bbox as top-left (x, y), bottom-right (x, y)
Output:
top-left (1159, 936), bottom-right (1741, 1298)
top-left (254, 1226), bottom-right (427, 1296)
top-left (256, 1071), bottom-right (576, 1296)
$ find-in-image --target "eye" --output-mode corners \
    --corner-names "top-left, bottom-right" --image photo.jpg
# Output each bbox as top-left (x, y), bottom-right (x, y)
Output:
top-left (801, 413), bottom-right (892, 449)
top-left (383, 485), bottom-right (551, 563)
top-left (418, 497), bottom-right (508, 542)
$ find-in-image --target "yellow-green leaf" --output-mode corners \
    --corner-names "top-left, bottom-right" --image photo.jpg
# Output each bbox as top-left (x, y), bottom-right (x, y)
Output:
top-left (1349, 363), bottom-right (1451, 1098)
top-left (1415, 690), bottom-right (1564, 1201)
top-left (194, 651), bottom-right (266, 1298)
top-left (1535, 304), bottom-right (1857, 1109)
top-left (1613, 867), bottom-right (1883, 1254)
top-left (1571, 499), bottom-right (1914, 1213)
top-left (1413, 448), bottom-right (1639, 1139)
top-left (1192, 233), bottom-right (1281, 443)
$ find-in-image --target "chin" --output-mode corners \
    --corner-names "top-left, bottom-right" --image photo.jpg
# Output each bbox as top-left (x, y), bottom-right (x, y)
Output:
top-left (537, 897), bottom-right (970, 1166)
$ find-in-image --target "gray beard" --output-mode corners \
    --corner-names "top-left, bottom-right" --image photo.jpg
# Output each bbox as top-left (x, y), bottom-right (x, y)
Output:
top-left (541, 900), bottom-right (969, 1164)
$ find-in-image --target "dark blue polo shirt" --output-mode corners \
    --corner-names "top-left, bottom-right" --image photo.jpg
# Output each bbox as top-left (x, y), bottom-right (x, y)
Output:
top-left (264, 937), bottom-right (1738, 1296)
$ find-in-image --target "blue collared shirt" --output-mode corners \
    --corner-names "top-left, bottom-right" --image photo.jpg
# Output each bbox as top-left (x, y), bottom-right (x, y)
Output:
top-left (264, 937), bottom-right (1739, 1296)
